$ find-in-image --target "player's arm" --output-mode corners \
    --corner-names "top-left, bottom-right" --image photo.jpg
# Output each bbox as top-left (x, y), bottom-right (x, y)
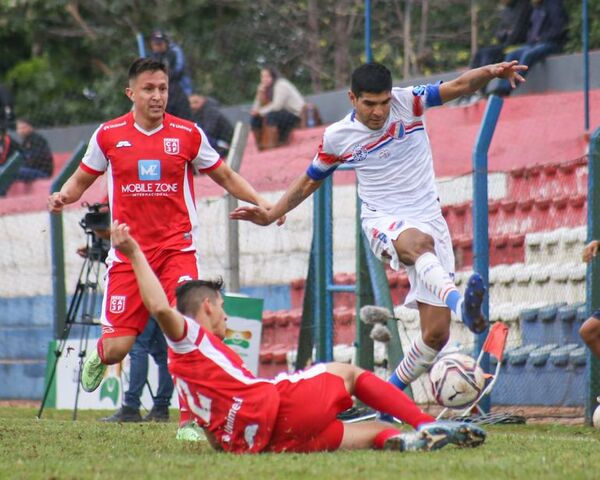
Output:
top-left (110, 221), bottom-right (185, 341)
top-left (583, 240), bottom-right (600, 263)
top-left (230, 173), bottom-right (321, 226)
top-left (439, 60), bottom-right (528, 103)
top-left (48, 167), bottom-right (98, 213)
top-left (207, 161), bottom-right (285, 225)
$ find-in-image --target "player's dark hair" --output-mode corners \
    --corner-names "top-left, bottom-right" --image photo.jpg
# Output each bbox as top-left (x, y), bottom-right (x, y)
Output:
top-left (351, 63), bottom-right (392, 98)
top-left (128, 57), bottom-right (168, 82)
top-left (176, 278), bottom-right (224, 317)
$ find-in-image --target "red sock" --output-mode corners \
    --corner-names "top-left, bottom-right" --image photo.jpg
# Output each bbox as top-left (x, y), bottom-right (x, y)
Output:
top-left (373, 428), bottom-right (402, 449)
top-left (96, 338), bottom-right (106, 364)
top-left (354, 371), bottom-right (435, 428)
top-left (179, 409), bottom-right (192, 427)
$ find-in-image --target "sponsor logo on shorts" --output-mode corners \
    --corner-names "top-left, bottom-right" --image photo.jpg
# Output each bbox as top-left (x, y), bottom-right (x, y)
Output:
top-left (178, 275), bottom-right (193, 284)
top-left (102, 326), bottom-right (115, 334)
top-left (389, 220), bottom-right (404, 231)
top-left (371, 228), bottom-right (388, 244)
top-left (138, 160), bottom-right (161, 181)
top-left (164, 138), bottom-right (180, 155)
top-left (109, 295), bottom-right (126, 314)
top-left (222, 396), bottom-right (244, 443)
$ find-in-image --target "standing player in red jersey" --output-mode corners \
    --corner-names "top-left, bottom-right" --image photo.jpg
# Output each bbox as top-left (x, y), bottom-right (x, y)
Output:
top-left (47, 58), bottom-right (279, 404)
top-left (110, 220), bottom-right (486, 454)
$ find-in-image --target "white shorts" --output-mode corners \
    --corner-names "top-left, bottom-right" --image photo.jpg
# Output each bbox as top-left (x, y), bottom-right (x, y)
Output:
top-left (361, 215), bottom-right (455, 309)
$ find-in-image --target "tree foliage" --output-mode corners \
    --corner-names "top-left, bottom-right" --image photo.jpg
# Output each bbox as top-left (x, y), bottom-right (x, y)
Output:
top-left (0, 0), bottom-right (595, 127)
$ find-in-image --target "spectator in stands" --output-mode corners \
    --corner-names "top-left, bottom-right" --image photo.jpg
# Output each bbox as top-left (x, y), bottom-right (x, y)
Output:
top-left (0, 130), bottom-right (20, 196)
top-left (490, 0), bottom-right (568, 97)
top-left (15, 119), bottom-right (53, 180)
top-left (149, 30), bottom-right (193, 120)
top-left (189, 94), bottom-right (234, 158)
top-left (0, 84), bottom-right (15, 132)
top-left (149, 30), bottom-right (193, 96)
top-left (250, 66), bottom-right (305, 150)
top-left (580, 239), bottom-right (600, 359)
top-left (471, 0), bottom-right (531, 69)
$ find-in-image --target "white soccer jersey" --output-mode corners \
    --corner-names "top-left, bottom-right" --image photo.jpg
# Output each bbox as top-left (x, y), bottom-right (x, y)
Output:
top-left (307, 84), bottom-right (443, 221)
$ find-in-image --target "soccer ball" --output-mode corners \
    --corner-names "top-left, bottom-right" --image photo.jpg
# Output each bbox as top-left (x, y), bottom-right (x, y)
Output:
top-left (593, 400), bottom-right (600, 428)
top-left (429, 353), bottom-right (486, 408)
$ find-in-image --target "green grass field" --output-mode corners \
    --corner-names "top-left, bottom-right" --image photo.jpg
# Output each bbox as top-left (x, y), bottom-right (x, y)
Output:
top-left (0, 408), bottom-right (598, 480)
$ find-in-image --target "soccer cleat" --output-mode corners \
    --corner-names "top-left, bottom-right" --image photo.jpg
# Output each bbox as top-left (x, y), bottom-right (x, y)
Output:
top-left (419, 420), bottom-right (486, 449)
top-left (461, 273), bottom-right (488, 334)
top-left (144, 405), bottom-right (170, 422)
top-left (81, 349), bottom-right (107, 393)
top-left (383, 429), bottom-right (449, 452)
top-left (100, 406), bottom-right (142, 423)
top-left (176, 420), bottom-right (207, 442)
top-left (376, 412), bottom-right (396, 424)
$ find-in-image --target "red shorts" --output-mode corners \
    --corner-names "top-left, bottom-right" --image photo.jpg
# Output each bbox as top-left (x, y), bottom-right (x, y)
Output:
top-left (100, 249), bottom-right (199, 338)
top-left (266, 364), bottom-right (353, 453)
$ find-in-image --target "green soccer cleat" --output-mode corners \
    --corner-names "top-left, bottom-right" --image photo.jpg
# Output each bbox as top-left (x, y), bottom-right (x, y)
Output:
top-left (81, 349), bottom-right (107, 393)
top-left (176, 420), bottom-right (207, 442)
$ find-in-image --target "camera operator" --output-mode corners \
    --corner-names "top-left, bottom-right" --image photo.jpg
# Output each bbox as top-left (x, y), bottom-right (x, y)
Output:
top-left (79, 203), bottom-right (174, 423)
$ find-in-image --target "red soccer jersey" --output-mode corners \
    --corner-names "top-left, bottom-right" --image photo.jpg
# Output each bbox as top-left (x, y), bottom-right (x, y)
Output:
top-left (167, 316), bottom-right (280, 453)
top-left (80, 112), bottom-right (222, 262)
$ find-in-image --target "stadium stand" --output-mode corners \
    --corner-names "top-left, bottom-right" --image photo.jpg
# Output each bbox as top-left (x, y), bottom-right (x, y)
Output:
top-left (1, 53), bottom-right (600, 402)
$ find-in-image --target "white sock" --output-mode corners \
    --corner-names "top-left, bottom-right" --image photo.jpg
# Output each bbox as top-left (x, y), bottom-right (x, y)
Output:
top-left (394, 335), bottom-right (439, 385)
top-left (414, 252), bottom-right (463, 321)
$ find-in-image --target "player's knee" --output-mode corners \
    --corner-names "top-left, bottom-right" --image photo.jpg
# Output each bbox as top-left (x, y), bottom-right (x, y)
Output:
top-left (397, 231), bottom-right (435, 264)
top-left (421, 329), bottom-right (449, 351)
top-left (579, 318), bottom-right (600, 345)
top-left (101, 343), bottom-right (128, 365)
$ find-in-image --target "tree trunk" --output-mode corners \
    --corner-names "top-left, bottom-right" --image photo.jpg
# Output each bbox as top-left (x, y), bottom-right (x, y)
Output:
top-left (403, 0), bottom-right (412, 79)
top-left (471, 0), bottom-right (478, 58)
top-left (306, 0), bottom-right (323, 92)
top-left (332, 0), bottom-right (355, 89)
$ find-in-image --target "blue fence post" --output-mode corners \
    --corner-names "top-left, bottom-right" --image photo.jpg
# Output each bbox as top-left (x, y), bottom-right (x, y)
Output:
top-left (472, 94), bottom-right (503, 413)
top-left (586, 127), bottom-right (600, 424)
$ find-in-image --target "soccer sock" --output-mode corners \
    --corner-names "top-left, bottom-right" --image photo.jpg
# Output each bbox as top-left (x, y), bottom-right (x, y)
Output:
top-left (354, 371), bottom-right (435, 428)
top-left (373, 428), bottom-right (403, 450)
top-left (415, 252), bottom-right (464, 321)
top-left (393, 335), bottom-right (439, 386)
top-left (96, 338), bottom-right (107, 364)
top-left (178, 391), bottom-right (193, 427)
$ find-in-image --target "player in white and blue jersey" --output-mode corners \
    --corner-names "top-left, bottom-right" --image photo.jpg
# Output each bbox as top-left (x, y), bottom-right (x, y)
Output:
top-left (231, 60), bottom-right (527, 402)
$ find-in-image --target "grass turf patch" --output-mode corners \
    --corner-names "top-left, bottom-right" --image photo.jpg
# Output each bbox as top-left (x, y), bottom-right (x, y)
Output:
top-left (0, 408), bottom-right (598, 480)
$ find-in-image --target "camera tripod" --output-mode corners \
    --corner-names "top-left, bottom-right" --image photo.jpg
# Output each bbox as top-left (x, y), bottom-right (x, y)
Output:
top-left (37, 233), bottom-right (107, 420)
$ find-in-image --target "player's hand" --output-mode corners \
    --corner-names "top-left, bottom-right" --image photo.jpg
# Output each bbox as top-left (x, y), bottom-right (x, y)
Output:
top-left (76, 245), bottom-right (88, 258)
top-left (111, 220), bottom-right (140, 258)
top-left (229, 205), bottom-right (275, 226)
top-left (490, 60), bottom-right (528, 89)
top-left (583, 240), bottom-right (600, 263)
top-left (260, 201), bottom-right (286, 226)
top-left (48, 191), bottom-right (67, 213)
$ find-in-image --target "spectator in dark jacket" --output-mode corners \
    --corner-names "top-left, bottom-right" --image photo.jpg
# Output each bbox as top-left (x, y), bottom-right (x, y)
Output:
top-left (149, 30), bottom-right (193, 96)
top-left (189, 94), bottom-right (234, 158)
top-left (0, 84), bottom-right (15, 132)
top-left (15, 118), bottom-right (53, 179)
top-left (492, 0), bottom-right (568, 96)
top-left (471, 0), bottom-right (531, 68)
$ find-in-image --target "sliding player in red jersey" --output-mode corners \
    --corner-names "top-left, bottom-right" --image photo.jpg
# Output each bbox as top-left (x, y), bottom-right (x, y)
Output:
top-left (110, 220), bottom-right (486, 454)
